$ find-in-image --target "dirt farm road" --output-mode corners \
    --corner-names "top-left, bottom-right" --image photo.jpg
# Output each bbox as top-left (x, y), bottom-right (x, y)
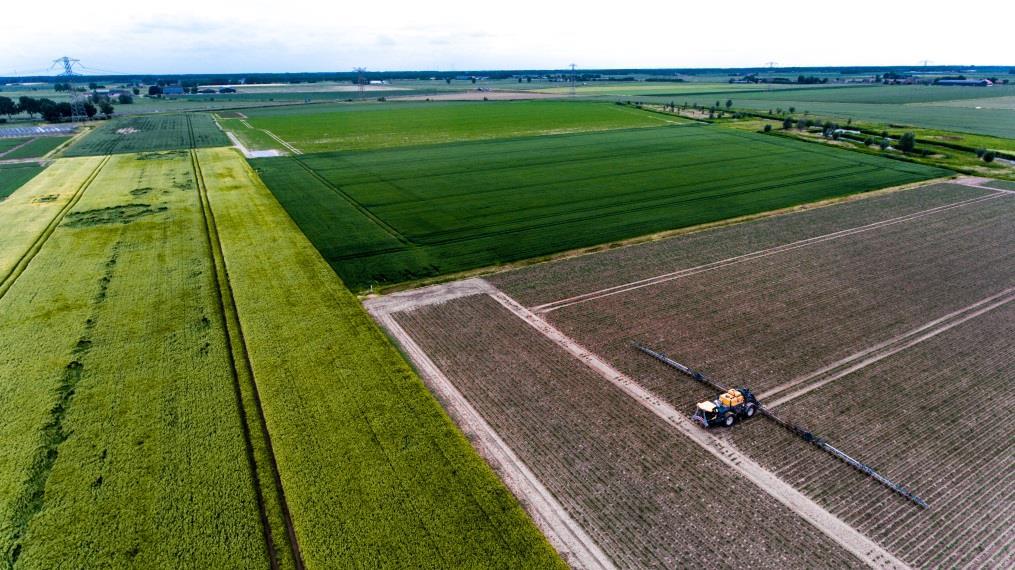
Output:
top-left (368, 278), bottom-right (911, 569)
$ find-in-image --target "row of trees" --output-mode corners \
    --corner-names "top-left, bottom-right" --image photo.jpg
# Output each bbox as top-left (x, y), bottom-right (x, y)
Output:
top-left (0, 95), bottom-right (114, 122)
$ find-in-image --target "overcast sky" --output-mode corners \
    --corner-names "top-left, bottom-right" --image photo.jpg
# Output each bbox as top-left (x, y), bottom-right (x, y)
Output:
top-left (2, 0), bottom-right (1012, 75)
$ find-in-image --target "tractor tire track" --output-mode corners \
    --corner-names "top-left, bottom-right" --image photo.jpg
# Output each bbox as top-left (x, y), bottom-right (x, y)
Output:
top-left (191, 150), bottom-right (304, 570)
top-left (290, 156), bottom-right (412, 246)
top-left (368, 303), bottom-right (616, 570)
top-left (486, 281), bottom-right (910, 569)
top-left (0, 155), bottom-right (110, 301)
top-left (0, 137), bottom-right (38, 159)
top-left (761, 287), bottom-right (1015, 408)
top-left (534, 191), bottom-right (1003, 314)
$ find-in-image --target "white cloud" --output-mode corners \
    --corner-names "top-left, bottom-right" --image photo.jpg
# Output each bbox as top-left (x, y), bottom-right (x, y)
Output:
top-left (1, 0), bottom-right (1012, 74)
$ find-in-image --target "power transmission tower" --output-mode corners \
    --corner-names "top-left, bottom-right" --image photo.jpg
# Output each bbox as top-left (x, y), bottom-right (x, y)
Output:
top-left (765, 61), bottom-right (778, 69)
top-left (354, 67), bottom-right (367, 96)
top-left (569, 63), bottom-right (577, 96)
top-left (50, 56), bottom-right (88, 123)
top-left (919, 59), bottom-right (932, 67)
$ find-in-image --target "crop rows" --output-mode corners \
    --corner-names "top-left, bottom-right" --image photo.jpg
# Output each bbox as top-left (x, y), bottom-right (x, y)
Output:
top-left (730, 304), bottom-right (1015, 568)
top-left (0, 152), bottom-right (268, 567)
top-left (492, 182), bottom-right (986, 306)
top-left (545, 189), bottom-right (1013, 396)
top-left (63, 113), bottom-right (229, 157)
top-left (196, 148), bottom-right (561, 568)
top-left (255, 123), bottom-right (945, 289)
top-left (497, 182), bottom-right (1013, 566)
top-left (395, 293), bottom-right (865, 569)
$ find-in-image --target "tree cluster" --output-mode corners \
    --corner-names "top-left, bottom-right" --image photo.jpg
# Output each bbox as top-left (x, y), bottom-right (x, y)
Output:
top-left (0, 95), bottom-right (114, 122)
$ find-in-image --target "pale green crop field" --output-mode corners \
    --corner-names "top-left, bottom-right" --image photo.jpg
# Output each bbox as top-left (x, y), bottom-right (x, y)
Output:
top-left (242, 100), bottom-right (680, 152)
top-left (0, 152), bottom-right (267, 568)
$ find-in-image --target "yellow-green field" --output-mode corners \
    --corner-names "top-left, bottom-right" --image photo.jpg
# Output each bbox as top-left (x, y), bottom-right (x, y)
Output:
top-left (0, 151), bottom-right (267, 568)
top-left (196, 147), bottom-right (562, 567)
top-left (0, 147), bottom-right (560, 569)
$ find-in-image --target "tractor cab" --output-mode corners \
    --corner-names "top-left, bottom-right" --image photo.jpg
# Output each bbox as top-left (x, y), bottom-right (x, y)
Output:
top-left (692, 388), bottom-right (758, 428)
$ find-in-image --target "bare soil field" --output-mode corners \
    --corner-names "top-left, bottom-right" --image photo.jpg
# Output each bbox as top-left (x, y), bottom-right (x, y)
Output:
top-left (373, 180), bottom-right (1014, 568)
top-left (490, 183), bottom-right (984, 307)
top-left (730, 304), bottom-right (1015, 569)
top-left (542, 188), bottom-right (1013, 395)
top-left (394, 294), bottom-right (864, 569)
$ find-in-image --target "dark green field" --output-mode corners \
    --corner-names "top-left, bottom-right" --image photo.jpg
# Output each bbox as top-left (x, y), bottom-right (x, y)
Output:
top-left (0, 164), bottom-right (44, 200)
top-left (2, 137), bottom-right (70, 160)
top-left (253, 124), bottom-right (948, 290)
top-left (63, 114), bottom-right (229, 156)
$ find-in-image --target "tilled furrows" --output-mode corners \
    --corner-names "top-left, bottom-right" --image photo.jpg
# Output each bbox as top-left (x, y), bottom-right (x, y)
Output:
top-left (396, 294), bottom-right (865, 569)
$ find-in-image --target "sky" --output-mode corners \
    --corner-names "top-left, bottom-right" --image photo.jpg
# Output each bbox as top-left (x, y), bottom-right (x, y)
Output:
top-left (2, 0), bottom-right (1013, 75)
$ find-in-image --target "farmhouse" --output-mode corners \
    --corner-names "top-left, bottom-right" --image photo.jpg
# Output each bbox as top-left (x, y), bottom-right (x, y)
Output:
top-left (163, 86), bottom-right (185, 95)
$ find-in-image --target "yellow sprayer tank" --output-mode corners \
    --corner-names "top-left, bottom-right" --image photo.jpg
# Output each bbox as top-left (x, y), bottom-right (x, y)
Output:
top-left (719, 389), bottom-right (744, 408)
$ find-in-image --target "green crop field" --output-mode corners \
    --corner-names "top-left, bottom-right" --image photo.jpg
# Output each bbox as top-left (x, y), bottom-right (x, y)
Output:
top-left (644, 85), bottom-right (1015, 139)
top-left (698, 84), bottom-right (1015, 105)
top-left (253, 123), bottom-right (948, 290)
top-left (532, 82), bottom-right (829, 96)
top-left (240, 100), bottom-right (678, 152)
top-left (2, 137), bottom-right (70, 160)
top-left (0, 164), bottom-right (45, 200)
top-left (0, 138), bottom-right (32, 155)
top-left (63, 114), bottom-right (229, 156)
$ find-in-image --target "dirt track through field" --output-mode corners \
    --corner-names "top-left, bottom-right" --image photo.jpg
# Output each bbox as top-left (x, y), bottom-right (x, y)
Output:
top-left (763, 283), bottom-right (1015, 403)
top-left (364, 278), bottom-right (495, 314)
top-left (533, 191), bottom-right (1005, 314)
top-left (369, 308), bottom-right (615, 570)
top-left (0, 137), bottom-right (36, 159)
top-left (0, 155), bottom-right (110, 302)
top-left (192, 151), bottom-right (304, 569)
top-left (762, 286), bottom-right (1015, 408)
top-left (486, 282), bottom-right (909, 569)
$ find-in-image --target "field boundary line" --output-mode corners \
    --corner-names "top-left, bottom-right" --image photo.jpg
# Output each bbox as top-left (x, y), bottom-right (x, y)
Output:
top-left (0, 137), bottom-right (37, 159)
top-left (486, 282), bottom-right (910, 570)
top-left (262, 129), bottom-right (302, 155)
top-left (368, 303), bottom-right (616, 570)
top-left (0, 155), bottom-right (110, 301)
top-left (192, 150), bottom-right (304, 570)
top-left (534, 192), bottom-right (1003, 313)
top-left (950, 176), bottom-right (1015, 194)
top-left (363, 176), bottom-right (956, 297)
top-left (234, 117), bottom-right (301, 154)
top-left (763, 287), bottom-right (1015, 408)
top-left (364, 277), bottom-right (495, 314)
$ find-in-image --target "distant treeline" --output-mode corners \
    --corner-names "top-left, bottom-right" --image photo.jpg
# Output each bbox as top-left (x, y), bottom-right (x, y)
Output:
top-left (2, 65), bottom-right (1012, 85)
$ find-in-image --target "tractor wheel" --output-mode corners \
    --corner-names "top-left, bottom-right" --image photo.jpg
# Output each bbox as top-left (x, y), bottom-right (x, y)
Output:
top-left (724, 414), bottom-right (736, 427)
top-left (745, 404), bottom-right (756, 418)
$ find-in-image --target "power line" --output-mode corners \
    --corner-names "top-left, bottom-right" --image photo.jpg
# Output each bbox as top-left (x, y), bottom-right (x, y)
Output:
top-left (354, 67), bottom-right (366, 95)
top-left (49, 56), bottom-right (87, 123)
